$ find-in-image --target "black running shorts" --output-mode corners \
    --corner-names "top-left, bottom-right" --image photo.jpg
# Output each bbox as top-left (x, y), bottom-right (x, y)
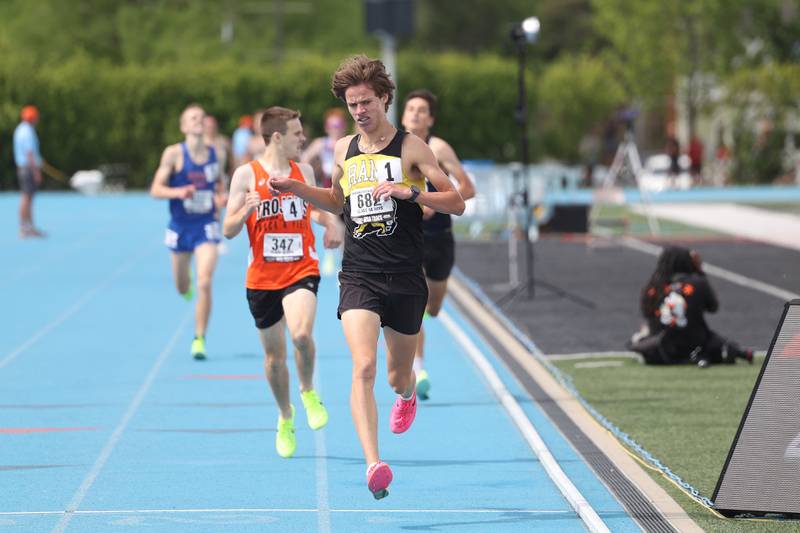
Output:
top-left (423, 231), bottom-right (455, 282)
top-left (337, 270), bottom-right (428, 335)
top-left (246, 276), bottom-right (320, 330)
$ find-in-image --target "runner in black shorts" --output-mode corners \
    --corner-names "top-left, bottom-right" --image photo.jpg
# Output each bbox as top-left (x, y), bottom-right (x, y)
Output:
top-left (402, 89), bottom-right (475, 400)
top-left (224, 106), bottom-right (342, 459)
top-left (268, 55), bottom-right (465, 499)
top-left (247, 276), bottom-right (321, 329)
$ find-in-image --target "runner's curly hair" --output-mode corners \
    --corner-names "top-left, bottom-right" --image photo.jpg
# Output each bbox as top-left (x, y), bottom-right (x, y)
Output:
top-left (331, 55), bottom-right (395, 112)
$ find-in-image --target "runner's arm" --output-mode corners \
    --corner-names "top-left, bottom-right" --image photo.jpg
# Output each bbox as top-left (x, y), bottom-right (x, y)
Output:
top-left (269, 140), bottom-right (346, 214)
top-left (213, 146), bottom-right (229, 209)
top-left (150, 145), bottom-right (193, 200)
top-left (373, 135), bottom-right (464, 215)
top-left (299, 163), bottom-right (343, 248)
top-left (434, 138), bottom-right (475, 201)
top-left (223, 165), bottom-right (259, 239)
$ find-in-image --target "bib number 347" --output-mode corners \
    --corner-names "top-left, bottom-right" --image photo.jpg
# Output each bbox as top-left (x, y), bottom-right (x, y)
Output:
top-left (264, 233), bottom-right (303, 262)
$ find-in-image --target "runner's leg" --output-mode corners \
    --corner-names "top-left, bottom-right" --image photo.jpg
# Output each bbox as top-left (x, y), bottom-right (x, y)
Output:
top-left (284, 287), bottom-right (328, 430)
top-left (342, 309), bottom-right (381, 465)
top-left (282, 288), bottom-right (318, 392)
top-left (425, 278), bottom-right (448, 317)
top-left (385, 326), bottom-right (418, 396)
top-left (415, 277), bottom-right (448, 361)
top-left (171, 252), bottom-right (192, 295)
top-left (193, 242), bottom-right (218, 338)
top-left (258, 318), bottom-right (293, 420)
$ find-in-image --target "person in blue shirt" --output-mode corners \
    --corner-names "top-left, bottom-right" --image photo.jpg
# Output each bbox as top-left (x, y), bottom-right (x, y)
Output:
top-left (231, 114), bottom-right (253, 168)
top-left (13, 105), bottom-right (45, 238)
top-left (150, 103), bottom-right (227, 360)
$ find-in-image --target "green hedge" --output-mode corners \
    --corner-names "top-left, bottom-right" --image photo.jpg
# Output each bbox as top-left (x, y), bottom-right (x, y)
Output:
top-left (0, 53), bottom-right (534, 189)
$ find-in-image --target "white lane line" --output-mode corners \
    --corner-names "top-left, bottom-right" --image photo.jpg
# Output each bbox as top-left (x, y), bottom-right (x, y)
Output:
top-left (0, 247), bottom-right (156, 371)
top-left (313, 381), bottom-right (331, 533)
top-left (50, 310), bottom-right (192, 533)
top-left (622, 236), bottom-right (800, 301)
top-left (439, 310), bottom-right (611, 533)
top-left (4, 508), bottom-right (572, 516)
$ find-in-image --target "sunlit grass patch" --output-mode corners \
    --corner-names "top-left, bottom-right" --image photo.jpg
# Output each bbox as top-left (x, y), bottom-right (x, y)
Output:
top-left (551, 354), bottom-right (798, 532)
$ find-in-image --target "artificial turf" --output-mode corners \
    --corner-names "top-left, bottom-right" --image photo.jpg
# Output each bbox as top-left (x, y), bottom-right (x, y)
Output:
top-left (551, 355), bottom-right (798, 532)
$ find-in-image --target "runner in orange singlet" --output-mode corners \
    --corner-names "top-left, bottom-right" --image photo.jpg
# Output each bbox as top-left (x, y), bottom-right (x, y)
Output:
top-left (224, 107), bottom-right (342, 458)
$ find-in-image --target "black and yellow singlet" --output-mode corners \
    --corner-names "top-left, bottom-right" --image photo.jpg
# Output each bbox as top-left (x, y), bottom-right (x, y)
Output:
top-left (340, 130), bottom-right (426, 273)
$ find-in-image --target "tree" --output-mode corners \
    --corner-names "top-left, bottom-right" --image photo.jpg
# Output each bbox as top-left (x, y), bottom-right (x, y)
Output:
top-left (591, 0), bottom-right (800, 136)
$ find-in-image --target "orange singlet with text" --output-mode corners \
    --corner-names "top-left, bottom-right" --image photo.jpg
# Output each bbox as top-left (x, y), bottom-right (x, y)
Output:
top-left (245, 160), bottom-right (319, 290)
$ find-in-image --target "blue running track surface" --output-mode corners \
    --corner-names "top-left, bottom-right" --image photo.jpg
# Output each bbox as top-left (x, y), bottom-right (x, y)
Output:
top-left (0, 193), bottom-right (642, 532)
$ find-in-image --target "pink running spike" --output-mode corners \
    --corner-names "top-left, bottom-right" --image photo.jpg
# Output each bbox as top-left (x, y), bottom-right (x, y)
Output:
top-left (389, 390), bottom-right (417, 434)
top-left (366, 461), bottom-right (393, 499)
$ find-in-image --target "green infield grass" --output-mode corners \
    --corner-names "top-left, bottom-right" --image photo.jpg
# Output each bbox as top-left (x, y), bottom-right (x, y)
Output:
top-left (551, 354), bottom-right (798, 532)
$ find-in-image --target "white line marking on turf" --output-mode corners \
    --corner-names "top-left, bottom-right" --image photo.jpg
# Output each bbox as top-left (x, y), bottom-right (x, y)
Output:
top-left (4, 508), bottom-right (572, 516)
top-left (439, 310), bottom-right (611, 533)
top-left (621, 237), bottom-right (800, 301)
top-left (0, 247), bottom-right (156, 371)
top-left (574, 361), bottom-right (625, 369)
top-left (51, 310), bottom-right (191, 533)
top-left (547, 352), bottom-right (642, 361)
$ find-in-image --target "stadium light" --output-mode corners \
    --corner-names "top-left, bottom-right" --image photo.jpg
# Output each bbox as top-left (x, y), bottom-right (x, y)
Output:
top-left (512, 16), bottom-right (541, 44)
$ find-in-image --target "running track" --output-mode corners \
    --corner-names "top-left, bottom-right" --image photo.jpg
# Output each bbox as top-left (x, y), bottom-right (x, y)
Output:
top-left (0, 193), bottom-right (641, 532)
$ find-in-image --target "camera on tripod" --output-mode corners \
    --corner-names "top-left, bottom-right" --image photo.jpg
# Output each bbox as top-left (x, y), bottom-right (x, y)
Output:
top-left (616, 106), bottom-right (639, 135)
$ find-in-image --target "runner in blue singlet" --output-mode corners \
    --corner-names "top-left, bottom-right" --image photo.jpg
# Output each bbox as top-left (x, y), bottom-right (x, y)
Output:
top-left (150, 103), bottom-right (226, 360)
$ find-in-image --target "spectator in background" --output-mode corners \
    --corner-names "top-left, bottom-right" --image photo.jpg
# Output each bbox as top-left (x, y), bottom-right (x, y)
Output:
top-left (301, 108), bottom-right (348, 188)
top-left (203, 115), bottom-right (231, 179)
top-left (711, 130), bottom-right (731, 187)
top-left (665, 134), bottom-right (681, 180)
top-left (628, 245), bottom-right (753, 368)
top-left (687, 134), bottom-right (704, 185)
top-left (578, 124), bottom-right (601, 187)
top-left (246, 108), bottom-right (268, 162)
top-left (232, 115), bottom-right (253, 168)
top-left (203, 114), bottom-right (232, 254)
top-left (13, 105), bottom-right (46, 238)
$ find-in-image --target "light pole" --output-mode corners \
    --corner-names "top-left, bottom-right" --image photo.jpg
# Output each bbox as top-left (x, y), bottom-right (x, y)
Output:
top-left (510, 16), bottom-right (539, 300)
top-left (365, 0), bottom-right (415, 126)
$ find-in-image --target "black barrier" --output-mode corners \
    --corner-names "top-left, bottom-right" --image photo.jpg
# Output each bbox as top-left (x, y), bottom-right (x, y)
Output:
top-left (713, 299), bottom-right (800, 518)
top-left (539, 204), bottom-right (590, 233)
top-left (365, 0), bottom-right (414, 37)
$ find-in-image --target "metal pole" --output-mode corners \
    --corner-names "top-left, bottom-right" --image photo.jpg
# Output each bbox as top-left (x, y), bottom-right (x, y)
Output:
top-left (380, 32), bottom-right (398, 126)
top-left (516, 41), bottom-right (534, 299)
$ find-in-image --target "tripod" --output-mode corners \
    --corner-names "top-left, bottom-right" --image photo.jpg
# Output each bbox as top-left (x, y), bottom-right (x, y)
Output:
top-left (596, 131), bottom-right (660, 236)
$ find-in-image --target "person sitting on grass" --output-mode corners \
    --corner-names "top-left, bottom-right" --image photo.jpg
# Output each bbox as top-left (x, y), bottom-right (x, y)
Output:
top-left (628, 245), bottom-right (753, 368)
